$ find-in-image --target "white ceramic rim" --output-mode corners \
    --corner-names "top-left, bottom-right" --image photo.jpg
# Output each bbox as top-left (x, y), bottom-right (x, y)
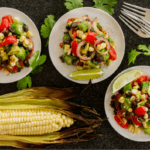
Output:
top-left (0, 7), bottom-right (41, 83)
top-left (49, 7), bottom-right (125, 84)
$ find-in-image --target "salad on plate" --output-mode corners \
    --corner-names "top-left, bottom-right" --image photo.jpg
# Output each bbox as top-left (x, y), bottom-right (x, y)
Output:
top-left (59, 15), bottom-right (117, 80)
top-left (111, 75), bottom-right (150, 135)
top-left (0, 15), bottom-right (34, 75)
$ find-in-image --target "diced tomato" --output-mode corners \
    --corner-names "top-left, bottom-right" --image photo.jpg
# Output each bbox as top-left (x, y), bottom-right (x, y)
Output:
top-left (0, 18), bottom-right (10, 32)
top-left (2, 15), bottom-right (13, 23)
top-left (72, 30), bottom-right (77, 38)
top-left (67, 18), bottom-right (75, 24)
top-left (114, 115), bottom-right (129, 129)
top-left (109, 45), bottom-right (117, 61)
top-left (86, 32), bottom-right (97, 45)
top-left (25, 38), bottom-right (34, 59)
top-left (11, 65), bottom-right (18, 71)
top-left (136, 76), bottom-right (148, 84)
top-left (132, 118), bottom-right (142, 126)
top-left (115, 94), bottom-right (122, 109)
top-left (135, 106), bottom-right (147, 116)
top-left (59, 42), bottom-right (63, 48)
top-left (19, 60), bottom-right (24, 67)
top-left (71, 40), bottom-right (78, 56)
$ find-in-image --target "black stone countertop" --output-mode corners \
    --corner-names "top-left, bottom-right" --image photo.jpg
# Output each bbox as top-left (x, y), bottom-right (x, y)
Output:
top-left (0, 0), bottom-right (150, 149)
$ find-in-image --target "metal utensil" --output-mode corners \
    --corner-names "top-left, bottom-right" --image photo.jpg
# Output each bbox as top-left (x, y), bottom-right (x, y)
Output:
top-left (119, 2), bottom-right (150, 38)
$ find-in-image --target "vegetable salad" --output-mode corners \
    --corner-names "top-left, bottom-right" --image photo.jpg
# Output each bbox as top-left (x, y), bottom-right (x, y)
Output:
top-left (111, 76), bottom-right (150, 134)
top-left (59, 15), bottom-right (117, 71)
top-left (0, 15), bottom-right (34, 75)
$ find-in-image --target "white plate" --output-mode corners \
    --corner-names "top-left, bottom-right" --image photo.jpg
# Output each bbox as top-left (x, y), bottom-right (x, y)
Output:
top-left (105, 66), bottom-right (150, 142)
top-left (0, 7), bottom-right (41, 83)
top-left (49, 7), bottom-right (125, 84)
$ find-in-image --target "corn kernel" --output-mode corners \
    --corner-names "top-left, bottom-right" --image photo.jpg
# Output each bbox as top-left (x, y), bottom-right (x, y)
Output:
top-left (26, 31), bottom-right (33, 38)
top-left (119, 97), bottom-right (125, 103)
top-left (13, 17), bottom-right (20, 23)
top-left (128, 108), bottom-right (133, 112)
top-left (0, 33), bottom-right (4, 40)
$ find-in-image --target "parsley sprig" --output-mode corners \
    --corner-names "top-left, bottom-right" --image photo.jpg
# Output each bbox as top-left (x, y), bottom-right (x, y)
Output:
top-left (128, 44), bottom-right (150, 65)
top-left (40, 15), bottom-right (56, 46)
top-left (93, 0), bottom-right (118, 15)
top-left (17, 51), bottom-right (47, 90)
top-left (64, 0), bottom-right (83, 11)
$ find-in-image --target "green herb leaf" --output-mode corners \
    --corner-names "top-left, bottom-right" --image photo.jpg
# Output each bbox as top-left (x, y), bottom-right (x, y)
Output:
top-left (29, 51), bottom-right (40, 69)
top-left (31, 66), bottom-right (44, 74)
top-left (138, 44), bottom-right (150, 56)
top-left (64, 0), bottom-right (83, 11)
top-left (128, 49), bottom-right (141, 65)
top-left (93, 0), bottom-right (118, 15)
top-left (17, 75), bottom-right (32, 90)
top-left (40, 15), bottom-right (56, 46)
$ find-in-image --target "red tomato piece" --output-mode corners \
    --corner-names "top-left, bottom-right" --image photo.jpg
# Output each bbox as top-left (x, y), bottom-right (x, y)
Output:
top-left (109, 45), bottom-right (117, 61)
top-left (114, 115), bottom-right (129, 129)
top-left (71, 40), bottom-right (78, 56)
top-left (72, 30), bottom-right (77, 38)
top-left (2, 15), bottom-right (13, 23)
top-left (11, 65), bottom-right (18, 71)
top-left (67, 18), bottom-right (75, 23)
top-left (132, 118), bottom-right (142, 126)
top-left (86, 32), bottom-right (97, 45)
top-left (19, 60), bottom-right (24, 67)
top-left (0, 18), bottom-right (10, 31)
top-left (59, 42), bottom-right (63, 48)
top-left (135, 106), bottom-right (147, 116)
top-left (136, 76), bottom-right (148, 84)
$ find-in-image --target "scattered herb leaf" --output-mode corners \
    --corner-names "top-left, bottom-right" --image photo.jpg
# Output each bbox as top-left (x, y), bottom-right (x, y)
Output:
top-left (40, 15), bottom-right (56, 46)
top-left (31, 66), bottom-right (44, 74)
top-left (138, 44), bottom-right (150, 56)
top-left (17, 75), bottom-right (32, 90)
top-left (93, 0), bottom-right (118, 15)
top-left (64, 0), bottom-right (83, 11)
top-left (128, 49), bottom-right (141, 65)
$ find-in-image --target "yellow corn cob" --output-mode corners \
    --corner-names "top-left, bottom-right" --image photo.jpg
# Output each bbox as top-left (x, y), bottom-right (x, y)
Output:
top-left (0, 109), bottom-right (74, 136)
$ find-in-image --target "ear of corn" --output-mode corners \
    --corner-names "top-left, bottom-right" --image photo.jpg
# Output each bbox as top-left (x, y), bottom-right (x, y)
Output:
top-left (0, 85), bottom-right (103, 149)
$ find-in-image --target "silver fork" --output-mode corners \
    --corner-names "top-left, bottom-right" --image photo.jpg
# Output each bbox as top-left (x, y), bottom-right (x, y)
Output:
top-left (122, 2), bottom-right (150, 23)
top-left (119, 2), bottom-right (150, 38)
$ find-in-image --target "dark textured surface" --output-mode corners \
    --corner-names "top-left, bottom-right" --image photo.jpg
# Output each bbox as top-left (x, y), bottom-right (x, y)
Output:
top-left (0, 0), bottom-right (150, 149)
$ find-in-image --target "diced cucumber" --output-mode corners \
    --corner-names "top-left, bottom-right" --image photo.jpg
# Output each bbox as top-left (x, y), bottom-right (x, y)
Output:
top-left (78, 21), bottom-right (89, 32)
top-left (15, 47), bottom-right (26, 60)
top-left (142, 81), bottom-right (150, 93)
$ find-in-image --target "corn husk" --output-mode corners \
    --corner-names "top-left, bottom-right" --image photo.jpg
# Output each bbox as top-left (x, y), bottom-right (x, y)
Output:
top-left (0, 83), bottom-right (105, 149)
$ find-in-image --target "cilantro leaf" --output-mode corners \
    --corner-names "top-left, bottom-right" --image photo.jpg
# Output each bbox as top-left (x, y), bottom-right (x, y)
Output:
top-left (128, 49), bottom-right (141, 65)
top-left (40, 15), bottom-right (56, 46)
top-left (17, 76), bottom-right (32, 90)
top-left (36, 55), bottom-right (47, 66)
top-left (138, 44), bottom-right (150, 56)
top-left (31, 66), bottom-right (44, 74)
top-left (29, 51), bottom-right (40, 69)
top-left (64, 0), bottom-right (83, 11)
top-left (93, 0), bottom-right (118, 15)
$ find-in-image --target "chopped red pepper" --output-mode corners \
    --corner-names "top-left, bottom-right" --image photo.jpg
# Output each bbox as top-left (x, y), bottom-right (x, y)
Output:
top-left (86, 32), bottom-right (97, 45)
top-left (59, 42), bottom-right (63, 48)
top-left (67, 18), bottom-right (75, 24)
top-left (0, 18), bottom-right (10, 32)
top-left (136, 76), bottom-right (148, 84)
top-left (109, 45), bottom-right (117, 61)
top-left (71, 40), bottom-right (78, 56)
top-left (19, 60), bottom-right (24, 67)
top-left (0, 36), bottom-right (17, 46)
top-left (135, 106), bottom-right (147, 116)
top-left (132, 118), bottom-right (142, 126)
top-left (114, 115), bottom-right (129, 129)
top-left (11, 65), bottom-right (18, 71)
top-left (2, 15), bottom-right (13, 24)
top-left (72, 30), bottom-right (77, 38)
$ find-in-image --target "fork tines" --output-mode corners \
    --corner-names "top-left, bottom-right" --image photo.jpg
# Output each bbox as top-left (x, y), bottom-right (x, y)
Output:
top-left (119, 2), bottom-right (150, 38)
